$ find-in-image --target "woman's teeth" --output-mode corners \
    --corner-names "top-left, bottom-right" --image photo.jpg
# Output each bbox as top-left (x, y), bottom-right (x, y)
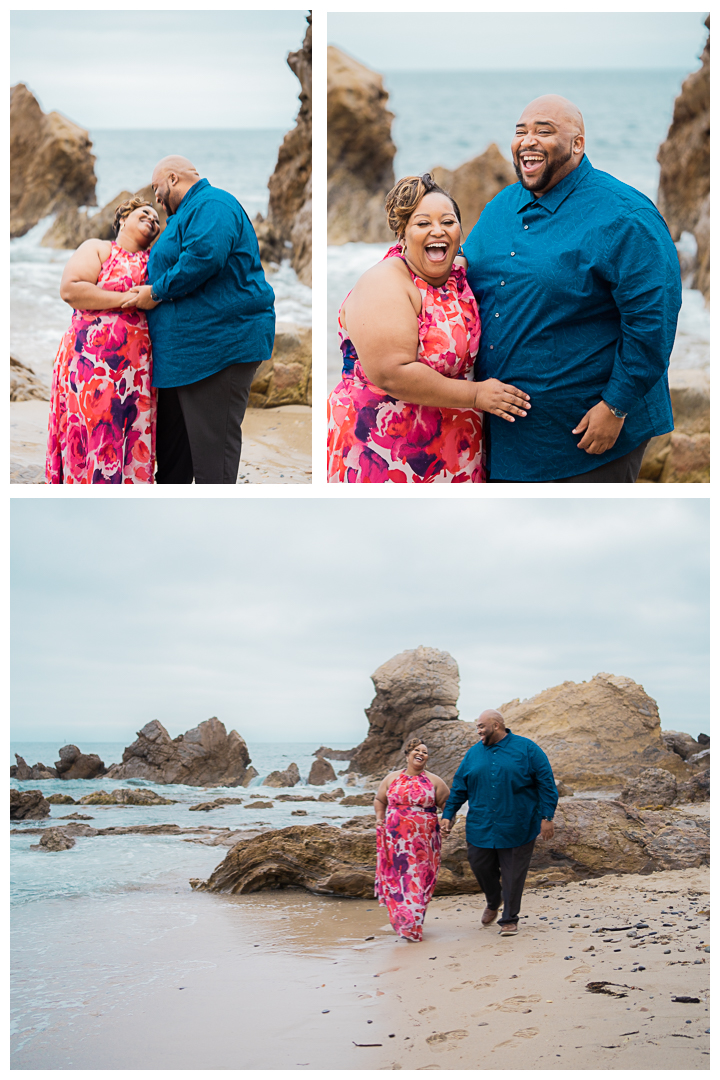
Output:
top-left (426, 243), bottom-right (448, 263)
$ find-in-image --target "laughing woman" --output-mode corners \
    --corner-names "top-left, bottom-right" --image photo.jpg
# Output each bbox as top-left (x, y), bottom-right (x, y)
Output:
top-left (327, 173), bottom-right (530, 482)
top-left (374, 739), bottom-right (450, 941)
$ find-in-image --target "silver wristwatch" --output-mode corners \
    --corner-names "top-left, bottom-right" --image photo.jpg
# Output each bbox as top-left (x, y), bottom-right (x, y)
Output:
top-left (604, 402), bottom-right (627, 420)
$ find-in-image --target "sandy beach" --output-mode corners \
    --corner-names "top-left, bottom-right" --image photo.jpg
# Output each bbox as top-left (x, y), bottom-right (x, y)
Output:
top-left (9, 400), bottom-right (311, 485)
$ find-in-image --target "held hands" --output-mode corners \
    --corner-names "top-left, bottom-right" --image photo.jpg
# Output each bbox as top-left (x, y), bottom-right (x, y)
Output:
top-left (439, 817), bottom-right (454, 838)
top-left (538, 819), bottom-right (555, 841)
top-left (572, 401), bottom-right (624, 454)
top-left (122, 285), bottom-right (158, 310)
top-left (474, 379), bottom-right (531, 422)
top-left (119, 288), bottom-right (140, 308)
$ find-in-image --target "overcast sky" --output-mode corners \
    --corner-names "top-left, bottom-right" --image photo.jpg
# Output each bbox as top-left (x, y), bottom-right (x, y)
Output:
top-left (10, 10), bottom-right (309, 129)
top-left (329, 12), bottom-right (708, 72)
top-left (11, 499), bottom-right (708, 751)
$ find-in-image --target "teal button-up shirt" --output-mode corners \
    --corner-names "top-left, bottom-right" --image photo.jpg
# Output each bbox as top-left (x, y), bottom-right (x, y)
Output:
top-left (464, 155), bottom-right (681, 481)
top-left (442, 730), bottom-right (558, 849)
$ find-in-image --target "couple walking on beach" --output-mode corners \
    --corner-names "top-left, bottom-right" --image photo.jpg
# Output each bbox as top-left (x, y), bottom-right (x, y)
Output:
top-left (374, 712), bottom-right (558, 942)
top-left (46, 156), bottom-right (275, 484)
top-left (328, 93), bottom-right (682, 483)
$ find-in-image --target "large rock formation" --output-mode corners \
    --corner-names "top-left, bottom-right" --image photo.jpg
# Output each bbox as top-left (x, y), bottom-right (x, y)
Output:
top-left (327, 47), bottom-right (396, 244)
top-left (263, 763), bottom-right (301, 788)
top-left (248, 323), bottom-right (311, 408)
top-left (105, 718), bottom-right (257, 787)
top-left (500, 673), bottom-right (700, 790)
top-left (432, 145), bottom-right (517, 235)
top-left (78, 788), bottom-right (177, 806)
top-left (193, 798), bottom-right (709, 897)
top-left (11, 789), bottom-right (50, 820)
top-left (256, 14), bottom-right (312, 286)
top-left (41, 184), bottom-right (167, 249)
top-left (308, 757), bottom-right (337, 786)
top-left (10, 357), bottom-right (50, 403)
top-left (36, 827), bottom-right (76, 851)
top-left (10, 754), bottom-right (57, 780)
top-left (10, 83), bottom-right (97, 238)
top-left (657, 15), bottom-right (710, 301)
top-left (55, 745), bottom-right (106, 781)
top-left (639, 369), bottom-right (710, 484)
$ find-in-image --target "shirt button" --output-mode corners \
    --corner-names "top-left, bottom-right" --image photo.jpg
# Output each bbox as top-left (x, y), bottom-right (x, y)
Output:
top-left (524, 225), bottom-right (529, 230)
top-left (489, 345), bottom-right (494, 350)
top-left (494, 312), bottom-right (499, 318)
top-left (510, 251), bottom-right (515, 256)
top-left (500, 281), bottom-right (505, 286)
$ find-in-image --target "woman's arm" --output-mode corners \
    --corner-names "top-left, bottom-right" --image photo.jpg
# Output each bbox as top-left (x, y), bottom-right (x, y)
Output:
top-left (343, 261), bottom-right (530, 420)
top-left (60, 240), bottom-right (139, 311)
top-left (374, 773), bottom-right (395, 823)
top-left (432, 776), bottom-right (451, 811)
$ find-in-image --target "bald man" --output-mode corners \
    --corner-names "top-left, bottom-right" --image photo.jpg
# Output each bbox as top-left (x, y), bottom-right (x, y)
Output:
top-left (127, 155), bottom-right (275, 484)
top-left (441, 710), bottom-right (558, 935)
top-left (463, 94), bottom-right (681, 483)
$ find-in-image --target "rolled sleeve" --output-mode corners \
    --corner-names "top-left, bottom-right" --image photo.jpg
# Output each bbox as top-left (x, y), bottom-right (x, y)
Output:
top-left (151, 202), bottom-right (237, 301)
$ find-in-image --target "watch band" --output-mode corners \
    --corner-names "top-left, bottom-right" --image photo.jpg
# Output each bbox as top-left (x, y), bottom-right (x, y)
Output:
top-left (605, 401), bottom-right (627, 420)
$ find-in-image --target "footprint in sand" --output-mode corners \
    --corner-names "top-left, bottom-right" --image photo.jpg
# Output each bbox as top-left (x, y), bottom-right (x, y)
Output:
top-left (526, 951), bottom-right (554, 963)
top-left (426, 1030), bottom-right (469, 1049)
top-left (418, 1006), bottom-right (436, 1015)
top-left (492, 1028), bottom-right (539, 1050)
top-left (566, 964), bottom-right (591, 980)
top-left (473, 975), bottom-right (499, 989)
top-left (487, 994), bottom-right (541, 1012)
top-left (445, 962), bottom-right (462, 970)
top-left (450, 981), bottom-right (474, 991)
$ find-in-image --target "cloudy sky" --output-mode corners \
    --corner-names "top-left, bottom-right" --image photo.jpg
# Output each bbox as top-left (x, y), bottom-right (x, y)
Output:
top-left (328, 12), bottom-right (708, 72)
top-left (11, 498), bottom-right (708, 750)
top-left (10, 10), bottom-right (309, 129)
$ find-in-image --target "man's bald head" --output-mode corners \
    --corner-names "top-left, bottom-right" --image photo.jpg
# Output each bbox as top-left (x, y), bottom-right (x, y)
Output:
top-left (512, 95), bottom-right (586, 196)
top-left (476, 710), bottom-right (507, 746)
top-left (151, 156), bottom-right (201, 215)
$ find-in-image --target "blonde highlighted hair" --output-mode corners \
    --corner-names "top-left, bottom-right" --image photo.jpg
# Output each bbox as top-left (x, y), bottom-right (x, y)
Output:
top-left (113, 195), bottom-right (155, 237)
top-left (385, 172), bottom-right (462, 239)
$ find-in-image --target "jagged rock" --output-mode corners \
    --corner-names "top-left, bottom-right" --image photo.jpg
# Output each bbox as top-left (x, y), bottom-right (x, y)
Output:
top-left (10, 357), bottom-right (50, 403)
top-left (10, 83), bottom-right (97, 238)
top-left (246, 800), bottom-right (274, 809)
top-left (59, 812), bottom-right (94, 820)
top-left (276, 794), bottom-right (317, 802)
top-left (676, 768), bottom-right (710, 803)
top-left (339, 793), bottom-right (375, 807)
top-left (318, 788), bottom-right (345, 802)
top-left (697, 732), bottom-right (710, 745)
top-left (189, 797), bottom-right (244, 811)
top-left (314, 746), bottom-right (358, 761)
top-left (308, 757), bottom-right (337, 786)
top-left (687, 747), bottom-right (710, 766)
top-left (621, 767), bottom-right (678, 808)
top-left (248, 323), bottom-right (311, 408)
top-left (500, 673), bottom-right (699, 790)
top-left (54, 745), bottom-right (106, 780)
top-left (257, 15), bottom-right (312, 286)
top-left (36, 827), bottom-right (75, 851)
top-left (78, 788), bottom-right (177, 806)
top-left (46, 794), bottom-right (76, 804)
top-left (10, 753), bottom-right (57, 780)
top-left (263, 763), bottom-right (300, 788)
top-left (659, 432), bottom-right (710, 484)
top-left (104, 717), bottom-right (256, 787)
top-left (327, 47), bottom-right (396, 245)
top-left (556, 781), bottom-right (574, 797)
top-left (193, 799), bottom-right (709, 897)
top-left (41, 184), bottom-right (167, 249)
top-left (657, 15), bottom-right (710, 300)
top-left (669, 369), bottom-right (710, 437)
top-left (432, 144), bottom-right (517, 235)
top-left (292, 809), bottom-right (307, 816)
top-left (11, 789), bottom-right (51, 819)
top-left (349, 646), bottom-right (461, 775)
top-left (662, 730), bottom-right (704, 760)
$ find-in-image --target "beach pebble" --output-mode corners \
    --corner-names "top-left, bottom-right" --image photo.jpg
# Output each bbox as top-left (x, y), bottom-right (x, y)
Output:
top-left (322, 1010), bottom-right (330, 1014)
top-left (664, 949), bottom-right (671, 954)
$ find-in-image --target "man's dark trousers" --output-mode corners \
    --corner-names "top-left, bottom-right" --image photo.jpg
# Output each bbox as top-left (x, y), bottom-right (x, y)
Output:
top-left (156, 361), bottom-right (261, 485)
top-left (488, 441), bottom-right (649, 484)
top-left (467, 840), bottom-right (536, 925)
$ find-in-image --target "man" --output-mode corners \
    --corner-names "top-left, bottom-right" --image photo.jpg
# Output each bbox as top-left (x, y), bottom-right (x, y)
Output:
top-left (129, 156), bottom-right (276, 484)
top-left (463, 95), bottom-right (682, 482)
top-left (440, 710), bottom-right (558, 936)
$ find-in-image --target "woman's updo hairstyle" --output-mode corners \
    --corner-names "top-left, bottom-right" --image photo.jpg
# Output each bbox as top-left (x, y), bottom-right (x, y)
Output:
top-left (405, 736), bottom-right (428, 755)
top-left (385, 173), bottom-right (462, 240)
top-left (113, 195), bottom-right (154, 238)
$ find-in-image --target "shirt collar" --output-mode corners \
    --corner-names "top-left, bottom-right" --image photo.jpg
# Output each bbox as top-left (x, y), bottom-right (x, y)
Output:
top-left (176, 177), bottom-right (209, 214)
top-left (516, 154), bottom-right (592, 214)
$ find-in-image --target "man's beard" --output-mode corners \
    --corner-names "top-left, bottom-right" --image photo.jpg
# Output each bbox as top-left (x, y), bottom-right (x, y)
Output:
top-left (514, 145), bottom-right (572, 191)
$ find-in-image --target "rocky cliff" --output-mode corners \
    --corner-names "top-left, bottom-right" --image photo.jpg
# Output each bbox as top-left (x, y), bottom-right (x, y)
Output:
top-left (327, 47), bottom-right (396, 245)
top-left (432, 144), bottom-right (517, 235)
top-left (10, 83), bottom-right (97, 238)
top-left (41, 184), bottom-right (167, 249)
top-left (105, 717), bottom-right (257, 787)
top-left (657, 15), bottom-right (710, 301)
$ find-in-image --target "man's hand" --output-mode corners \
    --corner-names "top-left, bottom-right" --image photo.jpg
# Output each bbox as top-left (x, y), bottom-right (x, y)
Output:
top-left (539, 819), bottom-right (555, 841)
top-left (440, 818), bottom-right (453, 838)
top-left (123, 284), bottom-right (158, 310)
top-left (572, 401), bottom-right (624, 454)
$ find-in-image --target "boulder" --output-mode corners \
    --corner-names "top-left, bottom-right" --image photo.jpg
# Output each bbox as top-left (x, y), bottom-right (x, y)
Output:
top-left (313, 746), bottom-right (359, 761)
top-left (276, 794), bottom-right (317, 802)
top-left (41, 184), bottom-right (167, 250)
top-left (78, 788), bottom-right (177, 806)
top-left (192, 799), bottom-right (710, 896)
top-left (621, 767), bottom-right (678, 809)
top-left (55, 745), bottom-right (106, 781)
top-left (697, 732), bottom-right (710, 745)
top-left (10, 357), bottom-right (50, 403)
top-left (246, 800), bottom-right (274, 810)
top-left (659, 431), bottom-right (710, 484)
top-left (349, 646), bottom-right (461, 775)
top-left (256, 15), bottom-right (312, 286)
top-left (668, 368), bottom-right (710, 437)
top-left (657, 15), bottom-right (710, 301)
top-left (556, 781), bottom-right (574, 797)
top-left (327, 47), bottom-right (396, 245)
top-left (104, 717), bottom-right (256, 787)
top-left (339, 793), bottom-right (375, 807)
top-left (36, 826), bottom-right (75, 851)
top-left (46, 794), bottom-right (76, 804)
top-left (10, 789), bottom-right (51, 820)
top-left (10, 753), bottom-right (57, 780)
top-left (263, 763), bottom-right (300, 788)
top-left (189, 797), bottom-right (244, 811)
top-left (308, 757), bottom-right (337, 786)
top-left (10, 83), bottom-right (97, 238)
top-left (248, 323), bottom-right (311, 408)
top-left (60, 812), bottom-right (94, 820)
top-left (432, 144), bottom-right (517, 235)
top-left (676, 768), bottom-right (710, 803)
top-left (662, 730), bottom-right (704, 760)
top-left (318, 788), bottom-right (345, 802)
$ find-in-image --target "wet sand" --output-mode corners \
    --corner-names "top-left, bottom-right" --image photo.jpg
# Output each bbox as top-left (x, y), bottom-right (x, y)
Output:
top-left (9, 400), bottom-right (311, 485)
top-left (12, 864), bottom-right (708, 1070)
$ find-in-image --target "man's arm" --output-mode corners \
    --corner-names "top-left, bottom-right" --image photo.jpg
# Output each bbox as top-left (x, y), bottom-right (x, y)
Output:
top-left (530, 744), bottom-right (559, 839)
top-left (440, 760), bottom-right (469, 835)
top-left (151, 201), bottom-right (239, 301)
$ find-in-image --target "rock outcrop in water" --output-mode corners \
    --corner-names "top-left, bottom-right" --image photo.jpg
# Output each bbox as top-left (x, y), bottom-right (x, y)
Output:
top-left (105, 717), bottom-right (257, 787)
top-left (432, 145), bottom-right (517, 235)
top-left (10, 83), bottom-right (97, 238)
top-left (327, 47), bottom-right (396, 245)
top-left (11, 789), bottom-right (51, 819)
top-left (78, 788), bottom-right (177, 806)
top-left (263, 762), bottom-right (301, 788)
top-left (10, 754), bottom-right (57, 780)
top-left (255, 14), bottom-right (312, 286)
top-left (55, 745), bottom-right (106, 780)
top-left (657, 15), bottom-right (710, 301)
top-left (41, 184), bottom-right (167, 249)
top-left (308, 757), bottom-right (337, 785)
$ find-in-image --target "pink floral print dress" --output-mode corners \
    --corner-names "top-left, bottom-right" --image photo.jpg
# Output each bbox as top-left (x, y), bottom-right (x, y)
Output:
top-left (327, 244), bottom-right (484, 483)
top-left (376, 771), bottom-right (442, 941)
top-left (45, 243), bottom-right (156, 484)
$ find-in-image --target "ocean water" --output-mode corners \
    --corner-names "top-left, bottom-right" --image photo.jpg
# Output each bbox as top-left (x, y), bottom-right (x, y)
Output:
top-left (11, 128), bottom-right (311, 381)
top-left (327, 68), bottom-right (709, 388)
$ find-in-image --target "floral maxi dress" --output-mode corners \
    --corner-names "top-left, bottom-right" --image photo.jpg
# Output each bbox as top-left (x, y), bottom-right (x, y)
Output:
top-left (45, 243), bottom-right (156, 484)
top-left (376, 771), bottom-right (442, 941)
top-left (327, 244), bottom-right (484, 482)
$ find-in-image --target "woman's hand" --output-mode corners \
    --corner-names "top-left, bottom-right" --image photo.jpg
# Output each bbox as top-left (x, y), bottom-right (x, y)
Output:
top-left (473, 379), bottom-right (531, 421)
top-left (122, 285), bottom-right (158, 310)
top-left (120, 288), bottom-right (141, 308)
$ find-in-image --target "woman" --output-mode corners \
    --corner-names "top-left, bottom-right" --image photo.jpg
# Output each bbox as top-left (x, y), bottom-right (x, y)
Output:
top-left (374, 739), bottom-right (450, 941)
top-left (46, 196), bottom-right (160, 484)
top-left (327, 173), bottom-right (530, 483)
